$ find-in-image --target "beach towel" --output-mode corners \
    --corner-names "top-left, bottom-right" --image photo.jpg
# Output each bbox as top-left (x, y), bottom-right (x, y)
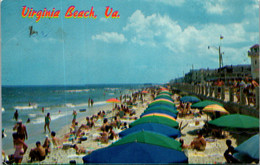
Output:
top-left (189, 152), bottom-right (206, 157)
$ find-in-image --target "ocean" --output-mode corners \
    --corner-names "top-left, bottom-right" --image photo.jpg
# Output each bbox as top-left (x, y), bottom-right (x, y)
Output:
top-left (1, 84), bottom-right (147, 154)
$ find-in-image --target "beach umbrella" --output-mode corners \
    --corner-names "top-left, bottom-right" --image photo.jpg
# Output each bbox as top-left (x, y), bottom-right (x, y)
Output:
top-left (113, 131), bottom-right (182, 151)
top-left (141, 90), bottom-right (149, 94)
top-left (83, 142), bottom-right (188, 163)
top-left (129, 116), bottom-right (179, 128)
top-left (208, 114), bottom-right (259, 129)
top-left (159, 91), bottom-right (173, 95)
top-left (202, 104), bottom-right (229, 114)
top-left (235, 134), bottom-right (259, 160)
top-left (154, 95), bottom-right (174, 102)
top-left (141, 110), bottom-right (177, 118)
top-left (148, 100), bottom-right (175, 108)
top-left (106, 98), bottom-right (120, 103)
top-left (157, 93), bottom-right (172, 96)
top-left (159, 87), bottom-right (169, 91)
top-left (180, 96), bottom-right (201, 103)
top-left (191, 100), bottom-right (223, 109)
top-left (119, 123), bottom-right (181, 138)
top-left (151, 98), bottom-right (174, 103)
top-left (141, 113), bottom-right (176, 121)
top-left (146, 105), bottom-right (177, 112)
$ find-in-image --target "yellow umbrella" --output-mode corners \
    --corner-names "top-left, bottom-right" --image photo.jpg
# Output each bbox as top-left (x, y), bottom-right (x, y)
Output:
top-left (203, 104), bottom-right (229, 114)
top-left (142, 113), bottom-right (176, 121)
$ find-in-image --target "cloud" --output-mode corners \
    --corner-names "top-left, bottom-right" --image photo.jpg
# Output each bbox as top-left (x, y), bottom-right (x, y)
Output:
top-left (92, 32), bottom-right (127, 43)
top-left (204, 0), bottom-right (225, 15)
top-left (124, 10), bottom-right (258, 65)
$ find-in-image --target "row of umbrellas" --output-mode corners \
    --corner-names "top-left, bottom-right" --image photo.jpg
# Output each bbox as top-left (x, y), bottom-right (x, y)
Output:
top-left (179, 95), bottom-right (259, 162)
top-left (83, 88), bottom-right (188, 163)
top-left (88, 89), bottom-right (259, 163)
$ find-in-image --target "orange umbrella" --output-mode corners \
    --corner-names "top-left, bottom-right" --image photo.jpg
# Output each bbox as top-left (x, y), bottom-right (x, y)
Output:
top-left (142, 90), bottom-right (149, 94)
top-left (106, 98), bottom-right (121, 103)
top-left (160, 87), bottom-right (168, 91)
top-left (142, 113), bottom-right (176, 121)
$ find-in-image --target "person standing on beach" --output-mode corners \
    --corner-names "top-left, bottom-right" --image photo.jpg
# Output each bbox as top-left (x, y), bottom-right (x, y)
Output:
top-left (13, 110), bottom-right (19, 121)
top-left (91, 99), bottom-right (94, 107)
top-left (44, 113), bottom-right (51, 133)
top-left (13, 120), bottom-right (28, 141)
top-left (72, 110), bottom-right (77, 126)
top-left (11, 132), bottom-right (28, 163)
top-left (88, 98), bottom-right (91, 107)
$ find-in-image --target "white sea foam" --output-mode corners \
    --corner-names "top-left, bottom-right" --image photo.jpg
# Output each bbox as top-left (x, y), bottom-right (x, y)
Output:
top-left (92, 101), bottom-right (108, 106)
top-left (65, 103), bottom-right (75, 108)
top-left (70, 101), bottom-right (108, 108)
top-left (28, 114), bottom-right (37, 118)
top-left (31, 113), bottom-right (67, 124)
top-left (14, 104), bottom-right (38, 110)
top-left (65, 89), bottom-right (90, 93)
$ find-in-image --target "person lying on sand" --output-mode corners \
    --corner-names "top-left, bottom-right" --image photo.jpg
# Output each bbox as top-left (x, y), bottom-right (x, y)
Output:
top-left (70, 144), bottom-right (93, 155)
top-left (111, 116), bottom-right (121, 129)
top-left (100, 118), bottom-right (110, 131)
top-left (190, 130), bottom-right (206, 151)
top-left (120, 122), bottom-right (128, 130)
top-left (95, 125), bottom-right (109, 143)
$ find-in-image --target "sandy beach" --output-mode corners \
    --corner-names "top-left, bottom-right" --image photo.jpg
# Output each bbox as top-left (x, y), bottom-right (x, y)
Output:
top-left (16, 89), bottom-right (243, 164)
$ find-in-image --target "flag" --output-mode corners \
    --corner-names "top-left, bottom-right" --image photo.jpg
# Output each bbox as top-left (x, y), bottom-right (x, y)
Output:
top-left (220, 35), bottom-right (224, 39)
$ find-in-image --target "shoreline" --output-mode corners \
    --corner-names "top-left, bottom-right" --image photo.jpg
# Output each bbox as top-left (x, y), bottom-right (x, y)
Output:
top-left (21, 103), bottom-right (115, 163)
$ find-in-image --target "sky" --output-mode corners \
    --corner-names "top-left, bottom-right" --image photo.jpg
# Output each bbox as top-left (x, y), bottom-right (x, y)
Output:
top-left (1, 0), bottom-right (259, 85)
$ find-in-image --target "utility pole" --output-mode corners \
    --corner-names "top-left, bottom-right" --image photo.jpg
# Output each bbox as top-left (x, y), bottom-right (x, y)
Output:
top-left (208, 35), bottom-right (224, 69)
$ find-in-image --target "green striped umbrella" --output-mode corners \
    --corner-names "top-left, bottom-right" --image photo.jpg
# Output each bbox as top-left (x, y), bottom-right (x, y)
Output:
top-left (129, 116), bottom-right (179, 128)
top-left (208, 114), bottom-right (259, 129)
top-left (191, 100), bottom-right (223, 109)
top-left (159, 91), bottom-right (173, 95)
top-left (145, 106), bottom-right (178, 114)
top-left (111, 130), bottom-right (182, 151)
top-left (149, 100), bottom-right (175, 108)
top-left (155, 95), bottom-right (174, 102)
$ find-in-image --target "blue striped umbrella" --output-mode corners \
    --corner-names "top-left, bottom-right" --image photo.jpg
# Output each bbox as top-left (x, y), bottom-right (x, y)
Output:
top-left (119, 123), bottom-right (181, 138)
top-left (180, 96), bottom-right (201, 103)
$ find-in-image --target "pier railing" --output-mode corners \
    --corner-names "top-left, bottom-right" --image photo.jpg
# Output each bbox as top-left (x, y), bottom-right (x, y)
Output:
top-left (171, 83), bottom-right (259, 117)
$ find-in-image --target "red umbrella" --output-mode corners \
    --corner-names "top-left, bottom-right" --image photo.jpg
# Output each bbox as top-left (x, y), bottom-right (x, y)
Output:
top-left (106, 98), bottom-right (121, 103)
top-left (142, 90), bottom-right (149, 94)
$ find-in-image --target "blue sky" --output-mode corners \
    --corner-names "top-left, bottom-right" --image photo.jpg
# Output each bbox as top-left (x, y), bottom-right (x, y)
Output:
top-left (1, 0), bottom-right (259, 85)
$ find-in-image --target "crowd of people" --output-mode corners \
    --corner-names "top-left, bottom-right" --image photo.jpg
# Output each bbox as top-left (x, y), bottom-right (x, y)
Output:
top-left (190, 77), bottom-right (259, 106)
top-left (4, 86), bottom-right (257, 164)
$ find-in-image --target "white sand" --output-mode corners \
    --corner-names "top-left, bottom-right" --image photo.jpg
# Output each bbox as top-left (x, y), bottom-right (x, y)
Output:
top-left (20, 92), bottom-right (240, 164)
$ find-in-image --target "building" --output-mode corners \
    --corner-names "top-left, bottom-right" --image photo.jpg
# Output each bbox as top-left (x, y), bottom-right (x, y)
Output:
top-left (179, 64), bottom-right (251, 84)
top-left (248, 44), bottom-right (259, 80)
